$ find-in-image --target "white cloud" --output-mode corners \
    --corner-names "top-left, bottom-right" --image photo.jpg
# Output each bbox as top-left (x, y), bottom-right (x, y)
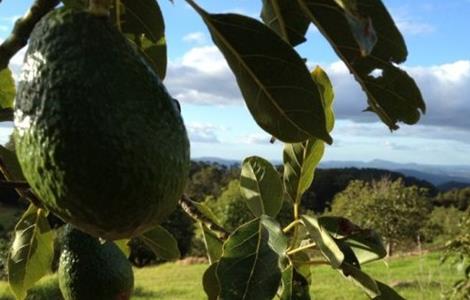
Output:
top-left (182, 32), bottom-right (207, 45)
top-left (239, 133), bottom-right (272, 145)
top-left (166, 45), bottom-right (470, 136)
top-left (395, 19), bottom-right (434, 35)
top-left (165, 46), bottom-right (242, 105)
top-left (187, 122), bottom-right (222, 144)
top-left (179, 46), bottom-right (227, 74)
top-left (405, 60), bottom-right (470, 130)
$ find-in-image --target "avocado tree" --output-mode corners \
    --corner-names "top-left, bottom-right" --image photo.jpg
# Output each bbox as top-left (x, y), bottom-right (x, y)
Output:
top-left (0, 0), bottom-right (426, 299)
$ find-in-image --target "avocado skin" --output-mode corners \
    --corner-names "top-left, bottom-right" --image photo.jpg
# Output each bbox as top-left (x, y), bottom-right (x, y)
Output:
top-left (14, 8), bottom-right (190, 239)
top-left (58, 225), bottom-right (134, 300)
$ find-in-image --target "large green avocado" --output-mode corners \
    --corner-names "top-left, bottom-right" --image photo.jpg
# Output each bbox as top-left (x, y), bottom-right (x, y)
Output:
top-left (58, 225), bottom-right (134, 300)
top-left (14, 8), bottom-right (190, 240)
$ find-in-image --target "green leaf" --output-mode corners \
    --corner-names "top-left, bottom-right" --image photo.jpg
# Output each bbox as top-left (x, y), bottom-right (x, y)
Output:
top-left (216, 215), bottom-right (288, 299)
top-left (301, 215), bottom-right (344, 268)
top-left (190, 200), bottom-right (222, 227)
top-left (298, 0), bottom-right (425, 130)
top-left (200, 223), bottom-right (223, 264)
top-left (283, 139), bottom-right (325, 203)
top-left (139, 225), bottom-right (180, 261)
top-left (311, 66), bottom-right (335, 133)
top-left (240, 156), bottom-right (283, 218)
top-left (317, 216), bottom-right (386, 264)
top-left (117, 0), bottom-right (167, 79)
top-left (8, 205), bottom-right (54, 300)
top-left (0, 145), bottom-right (25, 181)
top-left (283, 66), bottom-right (334, 203)
top-left (290, 251), bottom-right (312, 285)
top-left (343, 230), bottom-right (386, 264)
top-left (260, 0), bottom-right (310, 46)
top-left (317, 216), bottom-right (362, 239)
top-left (114, 239), bottom-right (131, 258)
top-left (203, 263), bottom-right (220, 300)
top-left (0, 68), bottom-right (15, 109)
top-left (375, 280), bottom-right (405, 300)
top-left (280, 263), bottom-right (311, 300)
top-left (186, 0), bottom-right (332, 144)
top-left (341, 263), bottom-right (380, 298)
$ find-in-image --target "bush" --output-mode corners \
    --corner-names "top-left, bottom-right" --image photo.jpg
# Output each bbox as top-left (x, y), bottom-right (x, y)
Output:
top-left (330, 178), bottom-right (432, 255)
top-left (205, 180), bottom-right (253, 232)
top-left (422, 207), bottom-right (466, 244)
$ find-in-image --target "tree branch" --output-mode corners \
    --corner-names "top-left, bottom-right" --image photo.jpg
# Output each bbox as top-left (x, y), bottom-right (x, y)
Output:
top-left (0, 0), bottom-right (60, 71)
top-left (0, 157), bottom-right (43, 208)
top-left (0, 180), bottom-right (30, 189)
top-left (179, 194), bottom-right (229, 240)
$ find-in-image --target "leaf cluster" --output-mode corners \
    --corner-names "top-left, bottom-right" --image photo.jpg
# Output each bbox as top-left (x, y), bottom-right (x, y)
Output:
top-left (0, 0), bottom-right (429, 298)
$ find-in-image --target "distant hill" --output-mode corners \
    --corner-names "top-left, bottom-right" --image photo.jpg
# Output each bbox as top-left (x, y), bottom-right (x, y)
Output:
top-left (303, 167), bottom-right (438, 212)
top-left (195, 157), bottom-right (241, 166)
top-left (438, 181), bottom-right (470, 192)
top-left (320, 159), bottom-right (470, 186)
top-left (195, 157), bottom-right (470, 191)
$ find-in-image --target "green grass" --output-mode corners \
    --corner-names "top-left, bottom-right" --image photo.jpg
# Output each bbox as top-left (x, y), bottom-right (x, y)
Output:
top-left (0, 252), bottom-right (464, 300)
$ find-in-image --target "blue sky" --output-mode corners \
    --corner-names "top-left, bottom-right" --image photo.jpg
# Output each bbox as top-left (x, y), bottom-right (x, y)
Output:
top-left (1, 0), bottom-right (470, 165)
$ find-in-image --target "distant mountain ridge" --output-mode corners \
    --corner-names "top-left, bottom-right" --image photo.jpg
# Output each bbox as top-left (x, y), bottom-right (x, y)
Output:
top-left (319, 159), bottom-right (470, 186)
top-left (194, 157), bottom-right (470, 188)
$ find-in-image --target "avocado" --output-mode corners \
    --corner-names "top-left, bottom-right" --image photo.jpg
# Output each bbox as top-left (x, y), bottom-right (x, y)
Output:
top-left (58, 225), bottom-right (134, 300)
top-left (13, 8), bottom-right (190, 240)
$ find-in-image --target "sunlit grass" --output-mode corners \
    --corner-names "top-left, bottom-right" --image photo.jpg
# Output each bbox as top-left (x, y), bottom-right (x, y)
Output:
top-left (0, 252), bottom-right (463, 299)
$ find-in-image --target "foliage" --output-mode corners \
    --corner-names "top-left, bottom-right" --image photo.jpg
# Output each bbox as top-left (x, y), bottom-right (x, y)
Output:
top-left (422, 206), bottom-right (467, 244)
top-left (129, 207), bottom-right (194, 267)
top-left (205, 180), bottom-right (254, 232)
top-left (0, 238), bottom-right (9, 280)
top-left (330, 178), bottom-right (432, 254)
top-left (434, 187), bottom-right (470, 211)
top-left (441, 212), bottom-right (470, 299)
top-left (185, 161), bottom-right (239, 202)
top-left (0, 0), bottom-right (428, 298)
top-left (0, 68), bottom-right (15, 109)
top-left (303, 167), bottom-right (437, 212)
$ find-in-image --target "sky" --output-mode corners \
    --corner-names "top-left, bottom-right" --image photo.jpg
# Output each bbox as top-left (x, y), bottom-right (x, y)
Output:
top-left (1, 0), bottom-right (470, 166)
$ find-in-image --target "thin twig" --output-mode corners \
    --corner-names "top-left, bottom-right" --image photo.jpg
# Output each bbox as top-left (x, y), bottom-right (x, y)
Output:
top-left (283, 219), bottom-right (301, 233)
top-left (286, 242), bottom-right (317, 256)
top-left (0, 180), bottom-right (30, 189)
top-left (179, 194), bottom-right (229, 240)
top-left (0, 0), bottom-right (60, 71)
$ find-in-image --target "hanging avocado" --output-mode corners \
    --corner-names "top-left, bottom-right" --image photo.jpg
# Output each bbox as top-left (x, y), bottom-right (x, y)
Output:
top-left (14, 8), bottom-right (190, 240)
top-left (58, 225), bottom-right (134, 300)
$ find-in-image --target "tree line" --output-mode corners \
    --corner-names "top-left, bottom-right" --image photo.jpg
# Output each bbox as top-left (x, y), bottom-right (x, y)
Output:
top-left (1, 160), bottom-right (469, 272)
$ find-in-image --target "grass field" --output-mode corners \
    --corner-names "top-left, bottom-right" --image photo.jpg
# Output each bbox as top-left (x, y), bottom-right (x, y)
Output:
top-left (0, 252), bottom-right (463, 300)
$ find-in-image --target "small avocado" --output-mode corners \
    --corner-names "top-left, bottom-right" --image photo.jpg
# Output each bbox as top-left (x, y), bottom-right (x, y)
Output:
top-left (14, 8), bottom-right (190, 239)
top-left (58, 225), bottom-right (134, 300)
